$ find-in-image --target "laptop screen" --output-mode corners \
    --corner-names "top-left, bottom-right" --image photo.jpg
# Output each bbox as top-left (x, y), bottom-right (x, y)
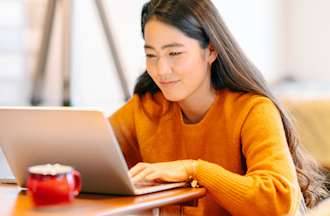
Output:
top-left (0, 148), bottom-right (15, 181)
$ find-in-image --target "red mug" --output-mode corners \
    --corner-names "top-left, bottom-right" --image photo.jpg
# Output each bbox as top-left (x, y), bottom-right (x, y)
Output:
top-left (27, 164), bottom-right (81, 207)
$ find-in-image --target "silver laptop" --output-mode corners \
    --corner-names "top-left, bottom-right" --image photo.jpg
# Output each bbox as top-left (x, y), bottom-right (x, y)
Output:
top-left (0, 106), bottom-right (186, 195)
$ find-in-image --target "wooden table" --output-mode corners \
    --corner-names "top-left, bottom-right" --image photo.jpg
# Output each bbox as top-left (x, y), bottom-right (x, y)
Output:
top-left (0, 183), bottom-right (206, 216)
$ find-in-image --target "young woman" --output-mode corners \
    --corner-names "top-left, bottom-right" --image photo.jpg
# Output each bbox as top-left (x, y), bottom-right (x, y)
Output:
top-left (109, 0), bottom-right (327, 215)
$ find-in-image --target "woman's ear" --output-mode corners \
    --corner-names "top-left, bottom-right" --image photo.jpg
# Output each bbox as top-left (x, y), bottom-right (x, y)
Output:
top-left (207, 43), bottom-right (218, 64)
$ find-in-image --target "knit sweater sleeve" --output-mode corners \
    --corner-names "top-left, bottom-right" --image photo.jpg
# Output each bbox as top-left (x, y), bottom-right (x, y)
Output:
top-left (108, 96), bottom-right (142, 169)
top-left (195, 98), bottom-right (300, 216)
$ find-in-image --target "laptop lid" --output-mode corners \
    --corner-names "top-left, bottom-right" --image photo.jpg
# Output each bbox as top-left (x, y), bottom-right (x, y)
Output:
top-left (0, 106), bottom-right (136, 195)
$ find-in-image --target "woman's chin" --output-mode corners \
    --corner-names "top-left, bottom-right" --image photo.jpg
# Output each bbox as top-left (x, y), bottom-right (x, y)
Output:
top-left (161, 91), bottom-right (185, 102)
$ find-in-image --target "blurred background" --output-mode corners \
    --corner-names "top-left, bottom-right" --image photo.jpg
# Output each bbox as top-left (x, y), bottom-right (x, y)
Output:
top-left (1, 0), bottom-right (329, 112)
top-left (1, 0), bottom-right (330, 185)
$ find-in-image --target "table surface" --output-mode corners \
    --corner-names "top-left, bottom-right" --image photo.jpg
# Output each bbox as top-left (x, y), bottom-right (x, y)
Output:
top-left (0, 183), bottom-right (207, 216)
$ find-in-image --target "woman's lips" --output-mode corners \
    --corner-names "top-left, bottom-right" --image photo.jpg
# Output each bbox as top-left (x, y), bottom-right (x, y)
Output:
top-left (159, 80), bottom-right (180, 86)
top-left (159, 80), bottom-right (180, 85)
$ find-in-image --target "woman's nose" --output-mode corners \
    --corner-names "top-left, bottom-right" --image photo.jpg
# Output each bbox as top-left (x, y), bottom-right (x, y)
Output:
top-left (156, 57), bottom-right (171, 76)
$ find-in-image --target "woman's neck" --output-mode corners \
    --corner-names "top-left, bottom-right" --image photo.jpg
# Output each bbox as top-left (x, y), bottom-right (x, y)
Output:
top-left (179, 89), bottom-right (217, 124)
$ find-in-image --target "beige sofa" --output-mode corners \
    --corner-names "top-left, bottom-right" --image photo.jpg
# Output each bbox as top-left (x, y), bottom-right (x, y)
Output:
top-left (285, 99), bottom-right (330, 169)
top-left (285, 99), bottom-right (330, 214)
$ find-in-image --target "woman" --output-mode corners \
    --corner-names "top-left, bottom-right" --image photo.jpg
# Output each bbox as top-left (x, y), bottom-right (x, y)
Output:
top-left (109, 0), bottom-right (327, 215)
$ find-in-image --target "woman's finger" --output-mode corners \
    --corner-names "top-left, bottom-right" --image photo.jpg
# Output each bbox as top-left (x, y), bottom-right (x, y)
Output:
top-left (131, 166), bottom-right (154, 184)
top-left (144, 171), bottom-right (162, 182)
top-left (129, 162), bottom-right (149, 177)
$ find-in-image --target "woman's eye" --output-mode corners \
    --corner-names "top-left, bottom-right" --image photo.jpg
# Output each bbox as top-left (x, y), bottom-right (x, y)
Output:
top-left (146, 54), bottom-right (156, 58)
top-left (169, 52), bottom-right (182, 56)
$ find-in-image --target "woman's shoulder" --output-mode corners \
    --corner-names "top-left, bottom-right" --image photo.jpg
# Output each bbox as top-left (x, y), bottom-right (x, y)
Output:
top-left (138, 91), bottom-right (170, 109)
top-left (113, 91), bottom-right (172, 119)
top-left (220, 88), bottom-right (277, 117)
top-left (222, 88), bottom-right (273, 106)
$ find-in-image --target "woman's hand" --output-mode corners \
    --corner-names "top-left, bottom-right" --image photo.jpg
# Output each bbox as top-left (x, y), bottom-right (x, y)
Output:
top-left (129, 160), bottom-right (194, 186)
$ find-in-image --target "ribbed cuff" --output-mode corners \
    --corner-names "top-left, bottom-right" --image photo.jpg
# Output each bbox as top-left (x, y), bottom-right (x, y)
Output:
top-left (195, 159), bottom-right (253, 208)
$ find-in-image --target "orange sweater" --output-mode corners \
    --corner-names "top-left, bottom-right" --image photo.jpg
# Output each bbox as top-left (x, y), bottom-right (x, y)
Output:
top-left (109, 89), bottom-right (301, 215)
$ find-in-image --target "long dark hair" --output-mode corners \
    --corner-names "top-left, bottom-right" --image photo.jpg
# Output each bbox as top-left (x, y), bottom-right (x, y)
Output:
top-left (134, 0), bottom-right (328, 207)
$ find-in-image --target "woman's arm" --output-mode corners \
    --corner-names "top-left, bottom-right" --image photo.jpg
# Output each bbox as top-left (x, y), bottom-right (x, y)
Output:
top-left (194, 99), bottom-right (301, 216)
top-left (109, 96), bottom-right (142, 168)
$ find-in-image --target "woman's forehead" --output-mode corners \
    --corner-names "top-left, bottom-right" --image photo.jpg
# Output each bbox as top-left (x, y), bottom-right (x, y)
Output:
top-left (144, 19), bottom-right (198, 49)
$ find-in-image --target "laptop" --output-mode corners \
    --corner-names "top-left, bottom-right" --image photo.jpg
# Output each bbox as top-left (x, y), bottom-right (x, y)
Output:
top-left (0, 106), bottom-right (186, 195)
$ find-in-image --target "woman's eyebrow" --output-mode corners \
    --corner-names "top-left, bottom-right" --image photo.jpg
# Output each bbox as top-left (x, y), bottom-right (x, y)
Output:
top-left (144, 43), bottom-right (185, 50)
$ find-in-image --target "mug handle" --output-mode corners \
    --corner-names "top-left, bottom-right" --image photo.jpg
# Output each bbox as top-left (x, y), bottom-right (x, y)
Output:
top-left (73, 170), bottom-right (81, 196)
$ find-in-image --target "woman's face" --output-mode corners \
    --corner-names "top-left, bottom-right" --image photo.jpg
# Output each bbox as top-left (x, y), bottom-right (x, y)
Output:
top-left (144, 19), bottom-right (217, 102)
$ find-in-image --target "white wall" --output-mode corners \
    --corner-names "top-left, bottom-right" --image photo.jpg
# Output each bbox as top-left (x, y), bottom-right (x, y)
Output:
top-left (0, 0), bottom-right (28, 105)
top-left (71, 0), bottom-right (148, 115)
top-left (283, 0), bottom-right (330, 81)
top-left (213, 0), bottom-right (284, 82)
